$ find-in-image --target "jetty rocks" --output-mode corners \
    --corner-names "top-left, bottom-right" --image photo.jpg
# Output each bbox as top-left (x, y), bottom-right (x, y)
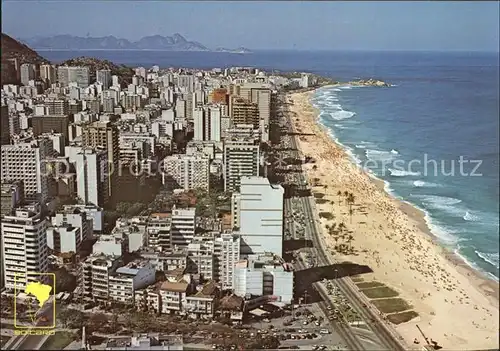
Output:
top-left (348, 78), bottom-right (391, 87)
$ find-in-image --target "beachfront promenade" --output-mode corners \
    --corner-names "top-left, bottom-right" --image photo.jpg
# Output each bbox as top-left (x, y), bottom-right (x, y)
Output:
top-left (277, 92), bottom-right (408, 351)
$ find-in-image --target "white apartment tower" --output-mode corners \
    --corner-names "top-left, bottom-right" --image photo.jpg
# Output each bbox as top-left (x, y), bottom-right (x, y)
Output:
top-left (74, 148), bottom-right (109, 207)
top-left (207, 106), bottom-right (222, 142)
top-left (214, 233), bottom-right (241, 290)
top-left (223, 138), bottom-right (260, 192)
top-left (57, 66), bottom-right (90, 87)
top-left (1, 137), bottom-right (53, 202)
top-left (96, 69), bottom-right (112, 89)
top-left (20, 63), bottom-right (36, 86)
top-left (232, 176), bottom-right (284, 256)
top-left (162, 154), bottom-right (210, 192)
top-left (40, 64), bottom-right (57, 85)
top-left (177, 74), bottom-right (195, 92)
top-left (170, 207), bottom-right (196, 248)
top-left (1, 203), bottom-right (49, 290)
top-left (193, 108), bottom-right (205, 141)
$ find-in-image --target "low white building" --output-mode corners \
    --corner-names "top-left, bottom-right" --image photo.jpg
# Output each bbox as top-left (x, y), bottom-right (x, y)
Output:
top-left (62, 204), bottom-right (104, 232)
top-left (93, 235), bottom-right (123, 257)
top-left (46, 225), bottom-right (81, 253)
top-left (146, 213), bottom-right (172, 251)
top-left (109, 261), bottom-right (156, 304)
top-left (81, 255), bottom-right (155, 304)
top-left (159, 280), bottom-right (189, 314)
top-left (112, 217), bottom-right (148, 253)
top-left (52, 209), bottom-right (93, 242)
top-left (233, 253), bottom-right (293, 304)
top-left (139, 249), bottom-right (187, 272)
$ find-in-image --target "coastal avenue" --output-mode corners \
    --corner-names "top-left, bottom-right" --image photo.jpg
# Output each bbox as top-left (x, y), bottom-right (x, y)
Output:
top-left (277, 91), bottom-right (408, 351)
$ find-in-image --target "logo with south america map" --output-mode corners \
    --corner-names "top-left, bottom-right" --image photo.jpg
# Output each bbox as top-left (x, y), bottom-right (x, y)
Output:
top-left (14, 272), bottom-right (56, 335)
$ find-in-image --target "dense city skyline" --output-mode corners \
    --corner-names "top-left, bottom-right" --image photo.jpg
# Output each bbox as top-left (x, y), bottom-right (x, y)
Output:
top-left (2, 1), bottom-right (499, 52)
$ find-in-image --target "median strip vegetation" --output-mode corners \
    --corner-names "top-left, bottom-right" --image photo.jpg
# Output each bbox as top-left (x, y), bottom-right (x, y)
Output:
top-left (360, 286), bottom-right (399, 299)
top-left (372, 298), bottom-right (412, 314)
top-left (354, 279), bottom-right (419, 324)
top-left (356, 281), bottom-right (385, 289)
top-left (386, 311), bottom-right (420, 325)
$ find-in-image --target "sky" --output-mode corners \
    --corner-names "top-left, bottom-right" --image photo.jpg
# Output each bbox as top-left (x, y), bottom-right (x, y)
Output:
top-left (2, 1), bottom-right (499, 52)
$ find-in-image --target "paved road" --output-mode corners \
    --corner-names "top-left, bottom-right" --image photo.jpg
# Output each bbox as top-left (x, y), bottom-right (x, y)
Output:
top-left (4, 300), bottom-right (55, 350)
top-left (280, 92), bottom-right (408, 351)
top-left (274, 95), bottom-right (364, 350)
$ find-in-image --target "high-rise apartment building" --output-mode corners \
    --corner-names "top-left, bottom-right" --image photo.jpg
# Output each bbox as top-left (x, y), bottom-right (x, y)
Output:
top-left (223, 138), bottom-right (260, 192)
top-left (214, 233), bottom-right (240, 290)
top-left (75, 148), bottom-right (109, 207)
top-left (1, 203), bottom-right (49, 291)
top-left (0, 180), bottom-right (25, 216)
top-left (1, 137), bottom-right (53, 202)
top-left (229, 96), bottom-right (259, 128)
top-left (193, 108), bottom-right (205, 141)
top-left (177, 74), bottom-right (195, 92)
top-left (135, 67), bottom-right (147, 79)
top-left (96, 69), bottom-right (112, 89)
top-left (232, 176), bottom-right (284, 256)
top-left (170, 207), bottom-right (196, 248)
top-left (175, 99), bottom-right (186, 119)
top-left (207, 106), bottom-right (222, 142)
top-left (81, 121), bottom-right (119, 198)
top-left (45, 99), bottom-right (70, 116)
top-left (162, 154), bottom-right (210, 192)
top-left (57, 66), bottom-right (90, 87)
top-left (40, 64), bottom-right (57, 85)
top-left (1, 105), bottom-right (9, 145)
top-left (146, 213), bottom-right (171, 252)
top-left (30, 115), bottom-right (70, 140)
top-left (20, 63), bottom-right (36, 86)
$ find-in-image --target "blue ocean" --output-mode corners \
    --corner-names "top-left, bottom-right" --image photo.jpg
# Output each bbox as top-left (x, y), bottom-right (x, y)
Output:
top-left (42, 50), bottom-right (500, 280)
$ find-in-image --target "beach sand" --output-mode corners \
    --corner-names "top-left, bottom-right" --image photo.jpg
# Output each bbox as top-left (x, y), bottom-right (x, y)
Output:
top-left (287, 89), bottom-right (499, 350)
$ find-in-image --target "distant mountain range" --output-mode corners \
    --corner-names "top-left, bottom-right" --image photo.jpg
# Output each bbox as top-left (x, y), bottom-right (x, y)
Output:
top-left (19, 33), bottom-right (252, 53)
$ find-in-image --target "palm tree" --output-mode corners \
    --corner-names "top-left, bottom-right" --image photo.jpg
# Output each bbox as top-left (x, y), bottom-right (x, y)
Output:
top-left (347, 193), bottom-right (355, 206)
top-left (346, 234), bottom-right (354, 250)
top-left (338, 222), bottom-right (346, 233)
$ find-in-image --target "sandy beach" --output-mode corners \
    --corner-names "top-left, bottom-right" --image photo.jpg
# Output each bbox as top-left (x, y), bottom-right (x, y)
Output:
top-left (288, 89), bottom-right (499, 350)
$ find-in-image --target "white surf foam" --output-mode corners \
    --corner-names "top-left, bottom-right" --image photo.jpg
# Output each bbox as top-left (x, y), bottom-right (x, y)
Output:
top-left (330, 110), bottom-right (355, 120)
top-left (463, 211), bottom-right (480, 222)
top-left (412, 194), bottom-right (465, 218)
top-left (333, 124), bottom-right (352, 130)
top-left (365, 149), bottom-right (398, 163)
top-left (454, 247), bottom-right (500, 282)
top-left (412, 180), bottom-right (441, 188)
top-left (423, 210), bottom-right (462, 244)
top-left (476, 251), bottom-right (500, 269)
top-left (388, 168), bottom-right (421, 177)
top-left (355, 141), bottom-right (377, 149)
